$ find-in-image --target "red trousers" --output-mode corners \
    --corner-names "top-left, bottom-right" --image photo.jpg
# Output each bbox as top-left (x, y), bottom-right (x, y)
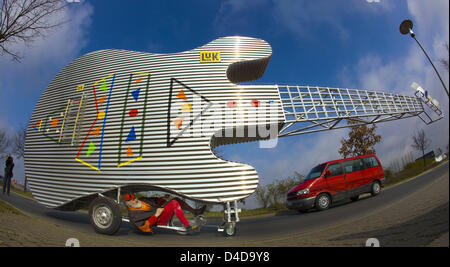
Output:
top-left (157, 200), bottom-right (189, 227)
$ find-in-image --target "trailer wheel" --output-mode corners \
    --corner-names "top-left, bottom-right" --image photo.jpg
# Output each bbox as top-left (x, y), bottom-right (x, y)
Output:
top-left (224, 222), bottom-right (236, 237)
top-left (89, 197), bottom-right (122, 235)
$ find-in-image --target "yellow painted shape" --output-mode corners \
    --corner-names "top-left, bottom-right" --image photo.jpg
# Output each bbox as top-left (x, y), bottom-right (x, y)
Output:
top-left (72, 95), bottom-right (84, 144)
top-left (59, 99), bottom-right (71, 142)
top-left (98, 111), bottom-right (105, 120)
top-left (93, 73), bottom-right (116, 87)
top-left (77, 84), bottom-right (85, 92)
top-left (181, 103), bottom-right (192, 112)
top-left (118, 156), bottom-right (143, 168)
top-left (131, 72), bottom-right (151, 75)
top-left (75, 158), bottom-right (100, 172)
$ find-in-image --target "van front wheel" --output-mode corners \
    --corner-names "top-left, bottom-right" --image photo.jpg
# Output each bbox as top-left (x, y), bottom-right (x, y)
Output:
top-left (315, 193), bottom-right (331, 211)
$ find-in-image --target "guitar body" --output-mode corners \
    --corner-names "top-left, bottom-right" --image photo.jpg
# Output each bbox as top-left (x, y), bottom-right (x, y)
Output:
top-left (25, 36), bottom-right (285, 209)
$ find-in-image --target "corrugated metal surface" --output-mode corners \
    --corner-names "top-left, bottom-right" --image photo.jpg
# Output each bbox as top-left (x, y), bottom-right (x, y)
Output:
top-left (25, 36), bottom-right (285, 208)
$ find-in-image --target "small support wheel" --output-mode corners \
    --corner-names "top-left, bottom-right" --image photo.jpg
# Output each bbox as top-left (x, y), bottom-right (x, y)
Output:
top-left (195, 215), bottom-right (206, 226)
top-left (224, 222), bottom-right (236, 237)
top-left (89, 197), bottom-right (122, 235)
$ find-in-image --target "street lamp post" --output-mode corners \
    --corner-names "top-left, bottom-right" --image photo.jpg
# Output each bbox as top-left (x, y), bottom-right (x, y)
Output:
top-left (400, 19), bottom-right (449, 98)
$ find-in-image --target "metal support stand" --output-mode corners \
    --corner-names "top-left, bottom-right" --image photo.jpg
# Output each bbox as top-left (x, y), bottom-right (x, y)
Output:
top-left (218, 201), bottom-right (241, 236)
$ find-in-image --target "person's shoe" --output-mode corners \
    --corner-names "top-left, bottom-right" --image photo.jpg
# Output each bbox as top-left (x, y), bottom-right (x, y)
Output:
top-left (185, 224), bottom-right (198, 234)
top-left (194, 205), bottom-right (206, 216)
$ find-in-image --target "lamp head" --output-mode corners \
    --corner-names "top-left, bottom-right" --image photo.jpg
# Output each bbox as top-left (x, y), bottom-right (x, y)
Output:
top-left (400, 19), bottom-right (414, 35)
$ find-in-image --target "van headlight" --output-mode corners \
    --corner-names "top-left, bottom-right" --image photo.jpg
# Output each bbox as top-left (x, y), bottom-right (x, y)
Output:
top-left (296, 189), bottom-right (310, 195)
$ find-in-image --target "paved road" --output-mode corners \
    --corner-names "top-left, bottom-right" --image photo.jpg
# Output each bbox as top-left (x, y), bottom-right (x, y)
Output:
top-left (1, 161), bottom-right (448, 246)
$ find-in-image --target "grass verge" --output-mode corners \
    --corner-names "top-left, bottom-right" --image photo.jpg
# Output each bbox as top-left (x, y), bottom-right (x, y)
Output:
top-left (384, 158), bottom-right (447, 187)
top-left (0, 181), bottom-right (34, 199)
top-left (0, 199), bottom-right (24, 216)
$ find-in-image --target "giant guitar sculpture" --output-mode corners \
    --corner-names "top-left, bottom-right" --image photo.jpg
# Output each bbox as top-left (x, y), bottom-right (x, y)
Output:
top-left (25, 36), bottom-right (442, 235)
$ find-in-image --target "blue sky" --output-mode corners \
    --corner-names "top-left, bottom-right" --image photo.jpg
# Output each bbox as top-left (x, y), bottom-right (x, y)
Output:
top-left (0, 0), bottom-right (448, 209)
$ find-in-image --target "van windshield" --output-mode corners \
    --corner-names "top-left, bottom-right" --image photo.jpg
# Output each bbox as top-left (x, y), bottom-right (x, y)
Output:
top-left (304, 163), bottom-right (326, 181)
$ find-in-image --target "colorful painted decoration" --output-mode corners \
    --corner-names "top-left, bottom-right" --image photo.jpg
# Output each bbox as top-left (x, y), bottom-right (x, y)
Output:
top-left (86, 142), bottom-right (96, 157)
top-left (33, 120), bottom-right (43, 131)
top-left (98, 95), bottom-right (107, 107)
top-left (76, 84), bottom-right (85, 92)
top-left (251, 99), bottom-right (260, 107)
top-left (125, 126), bottom-right (137, 142)
top-left (51, 118), bottom-right (59, 127)
top-left (91, 126), bottom-right (101, 136)
top-left (166, 78), bottom-right (213, 147)
top-left (100, 81), bottom-right (108, 92)
top-left (129, 109), bottom-right (138, 117)
top-left (75, 73), bottom-right (116, 172)
top-left (126, 146), bottom-right (134, 156)
top-left (174, 117), bottom-right (184, 130)
top-left (227, 101), bottom-right (237, 108)
top-left (131, 88), bottom-right (141, 102)
top-left (117, 72), bottom-right (150, 167)
top-left (177, 89), bottom-right (188, 101)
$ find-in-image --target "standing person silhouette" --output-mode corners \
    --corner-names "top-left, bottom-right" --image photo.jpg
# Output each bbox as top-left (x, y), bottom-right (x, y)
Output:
top-left (3, 156), bottom-right (14, 195)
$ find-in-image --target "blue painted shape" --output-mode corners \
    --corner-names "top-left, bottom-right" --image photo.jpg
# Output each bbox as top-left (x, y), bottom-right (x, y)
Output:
top-left (98, 74), bottom-right (116, 170)
top-left (125, 126), bottom-right (137, 142)
top-left (132, 88), bottom-right (141, 102)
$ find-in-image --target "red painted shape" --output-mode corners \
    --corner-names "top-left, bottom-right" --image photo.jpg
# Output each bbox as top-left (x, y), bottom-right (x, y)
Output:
top-left (129, 109), bottom-right (139, 117)
top-left (227, 101), bottom-right (237, 108)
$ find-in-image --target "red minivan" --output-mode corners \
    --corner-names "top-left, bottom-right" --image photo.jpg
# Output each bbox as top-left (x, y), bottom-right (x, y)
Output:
top-left (286, 154), bottom-right (385, 212)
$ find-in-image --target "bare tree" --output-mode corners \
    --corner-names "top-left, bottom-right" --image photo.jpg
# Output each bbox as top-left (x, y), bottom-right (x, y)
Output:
top-left (12, 125), bottom-right (26, 158)
top-left (254, 186), bottom-right (270, 209)
top-left (0, 128), bottom-right (11, 157)
top-left (12, 125), bottom-right (27, 190)
top-left (0, 0), bottom-right (66, 61)
top-left (411, 129), bottom-right (431, 167)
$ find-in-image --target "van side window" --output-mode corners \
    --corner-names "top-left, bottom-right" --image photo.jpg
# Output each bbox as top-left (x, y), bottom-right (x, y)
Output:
top-left (363, 156), bottom-right (379, 169)
top-left (327, 163), bottom-right (343, 177)
top-left (343, 159), bottom-right (363, 173)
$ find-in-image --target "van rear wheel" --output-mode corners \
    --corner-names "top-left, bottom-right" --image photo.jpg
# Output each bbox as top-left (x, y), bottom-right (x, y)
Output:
top-left (315, 193), bottom-right (331, 211)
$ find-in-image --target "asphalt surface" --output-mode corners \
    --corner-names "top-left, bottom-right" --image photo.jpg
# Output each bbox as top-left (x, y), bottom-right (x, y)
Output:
top-left (1, 161), bottom-right (448, 246)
